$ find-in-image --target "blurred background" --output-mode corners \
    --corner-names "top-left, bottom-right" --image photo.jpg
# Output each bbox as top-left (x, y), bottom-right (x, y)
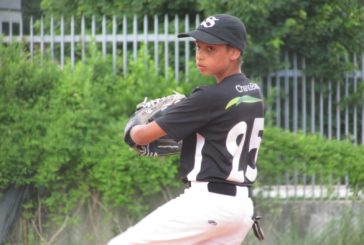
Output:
top-left (0, 0), bottom-right (364, 244)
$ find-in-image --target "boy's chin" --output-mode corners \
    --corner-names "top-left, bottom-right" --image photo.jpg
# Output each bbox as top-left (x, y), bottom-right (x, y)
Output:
top-left (199, 70), bottom-right (212, 76)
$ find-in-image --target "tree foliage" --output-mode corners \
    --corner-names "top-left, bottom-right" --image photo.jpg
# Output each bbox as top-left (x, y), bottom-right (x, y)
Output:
top-left (39, 0), bottom-right (200, 22)
top-left (198, 0), bottom-right (364, 79)
top-left (38, 0), bottom-right (364, 80)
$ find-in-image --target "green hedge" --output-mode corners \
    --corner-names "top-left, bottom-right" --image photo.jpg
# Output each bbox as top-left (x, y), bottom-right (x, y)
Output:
top-left (259, 127), bottom-right (364, 190)
top-left (0, 43), bottom-right (185, 217)
top-left (1, 42), bottom-right (363, 221)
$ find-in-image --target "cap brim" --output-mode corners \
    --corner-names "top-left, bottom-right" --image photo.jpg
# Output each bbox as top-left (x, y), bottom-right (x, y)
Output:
top-left (178, 30), bottom-right (227, 45)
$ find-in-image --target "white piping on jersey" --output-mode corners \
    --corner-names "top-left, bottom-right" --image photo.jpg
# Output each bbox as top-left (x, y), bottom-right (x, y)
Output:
top-left (187, 133), bottom-right (205, 181)
top-left (157, 145), bottom-right (180, 149)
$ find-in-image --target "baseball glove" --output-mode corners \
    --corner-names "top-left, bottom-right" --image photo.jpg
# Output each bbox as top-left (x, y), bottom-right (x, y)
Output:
top-left (124, 92), bottom-right (186, 157)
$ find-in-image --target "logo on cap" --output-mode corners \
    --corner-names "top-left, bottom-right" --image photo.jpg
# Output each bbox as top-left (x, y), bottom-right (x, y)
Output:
top-left (200, 16), bottom-right (219, 28)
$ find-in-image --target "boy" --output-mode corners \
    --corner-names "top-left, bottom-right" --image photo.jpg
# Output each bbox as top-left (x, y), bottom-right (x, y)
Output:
top-left (108, 14), bottom-right (265, 245)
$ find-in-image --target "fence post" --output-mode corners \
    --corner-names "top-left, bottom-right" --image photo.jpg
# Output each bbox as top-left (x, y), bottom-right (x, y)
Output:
top-left (353, 53), bottom-right (358, 144)
top-left (276, 73), bottom-right (281, 127)
top-left (284, 51), bottom-right (290, 130)
top-left (40, 16), bottom-right (44, 64)
top-left (328, 81), bottom-right (332, 139)
top-left (112, 16), bottom-right (117, 77)
top-left (9, 17), bottom-right (12, 39)
top-left (30, 16), bottom-right (34, 59)
top-left (133, 15), bottom-right (138, 60)
top-left (336, 81), bottom-right (341, 140)
top-left (122, 15), bottom-right (127, 77)
top-left (81, 16), bottom-right (85, 63)
top-left (319, 86), bottom-right (324, 136)
top-left (184, 14), bottom-right (190, 82)
top-left (302, 58), bottom-right (307, 133)
top-left (143, 15), bottom-right (148, 60)
top-left (345, 60), bottom-right (349, 138)
top-left (92, 15), bottom-right (96, 36)
top-left (195, 15), bottom-right (200, 28)
top-left (164, 15), bottom-right (169, 80)
top-left (293, 53), bottom-right (298, 133)
top-left (154, 15), bottom-right (159, 74)
top-left (60, 16), bottom-right (64, 68)
top-left (310, 78), bottom-right (315, 133)
top-left (174, 15), bottom-right (179, 82)
top-left (71, 16), bottom-right (75, 68)
top-left (19, 13), bottom-right (23, 38)
top-left (51, 15), bottom-right (55, 60)
top-left (102, 16), bottom-right (107, 58)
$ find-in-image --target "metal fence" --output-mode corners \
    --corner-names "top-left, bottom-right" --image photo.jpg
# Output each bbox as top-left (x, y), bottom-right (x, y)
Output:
top-left (1, 15), bottom-right (199, 81)
top-left (255, 171), bottom-right (362, 200)
top-left (262, 51), bottom-right (364, 144)
top-left (1, 15), bottom-right (364, 143)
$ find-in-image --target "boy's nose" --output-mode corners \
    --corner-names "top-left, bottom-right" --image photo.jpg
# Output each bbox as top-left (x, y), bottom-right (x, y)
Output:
top-left (196, 50), bottom-right (204, 60)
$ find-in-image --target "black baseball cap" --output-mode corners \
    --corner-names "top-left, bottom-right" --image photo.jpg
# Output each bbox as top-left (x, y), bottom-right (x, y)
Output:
top-left (178, 14), bottom-right (247, 53)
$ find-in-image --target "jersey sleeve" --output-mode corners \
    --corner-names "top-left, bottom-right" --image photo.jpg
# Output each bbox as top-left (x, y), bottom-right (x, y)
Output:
top-left (155, 87), bottom-right (212, 142)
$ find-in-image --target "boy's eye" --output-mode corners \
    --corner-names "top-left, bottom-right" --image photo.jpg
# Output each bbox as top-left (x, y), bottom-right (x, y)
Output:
top-left (194, 43), bottom-right (214, 53)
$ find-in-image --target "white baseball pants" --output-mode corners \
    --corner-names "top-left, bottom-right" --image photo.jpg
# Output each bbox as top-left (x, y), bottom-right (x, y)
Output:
top-left (108, 182), bottom-right (254, 245)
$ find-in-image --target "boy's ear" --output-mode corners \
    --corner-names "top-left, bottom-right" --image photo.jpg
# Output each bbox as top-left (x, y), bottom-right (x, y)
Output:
top-left (229, 47), bottom-right (241, 61)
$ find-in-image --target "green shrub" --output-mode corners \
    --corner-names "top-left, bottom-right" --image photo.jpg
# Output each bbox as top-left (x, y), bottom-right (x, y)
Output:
top-left (0, 43), bottom-right (182, 220)
top-left (1, 42), bottom-right (363, 227)
top-left (0, 42), bottom-right (61, 188)
top-left (258, 127), bottom-right (364, 190)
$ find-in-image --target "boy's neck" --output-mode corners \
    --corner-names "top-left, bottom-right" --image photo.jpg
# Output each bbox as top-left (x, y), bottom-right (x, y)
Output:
top-left (215, 67), bottom-right (242, 84)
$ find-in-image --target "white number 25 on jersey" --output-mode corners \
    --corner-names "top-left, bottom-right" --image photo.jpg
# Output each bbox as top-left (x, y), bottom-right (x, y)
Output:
top-left (226, 118), bottom-right (264, 183)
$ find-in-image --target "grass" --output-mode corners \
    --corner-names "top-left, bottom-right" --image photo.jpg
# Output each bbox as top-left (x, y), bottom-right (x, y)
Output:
top-left (242, 200), bottom-right (364, 245)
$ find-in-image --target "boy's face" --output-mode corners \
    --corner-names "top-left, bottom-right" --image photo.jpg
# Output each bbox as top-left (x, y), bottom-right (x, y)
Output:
top-left (194, 40), bottom-right (241, 81)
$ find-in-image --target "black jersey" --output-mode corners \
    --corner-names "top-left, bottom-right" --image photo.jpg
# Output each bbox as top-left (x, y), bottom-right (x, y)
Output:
top-left (156, 73), bottom-right (264, 186)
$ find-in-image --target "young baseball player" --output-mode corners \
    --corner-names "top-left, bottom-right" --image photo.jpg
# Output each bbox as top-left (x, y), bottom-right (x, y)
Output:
top-left (109, 14), bottom-right (265, 245)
